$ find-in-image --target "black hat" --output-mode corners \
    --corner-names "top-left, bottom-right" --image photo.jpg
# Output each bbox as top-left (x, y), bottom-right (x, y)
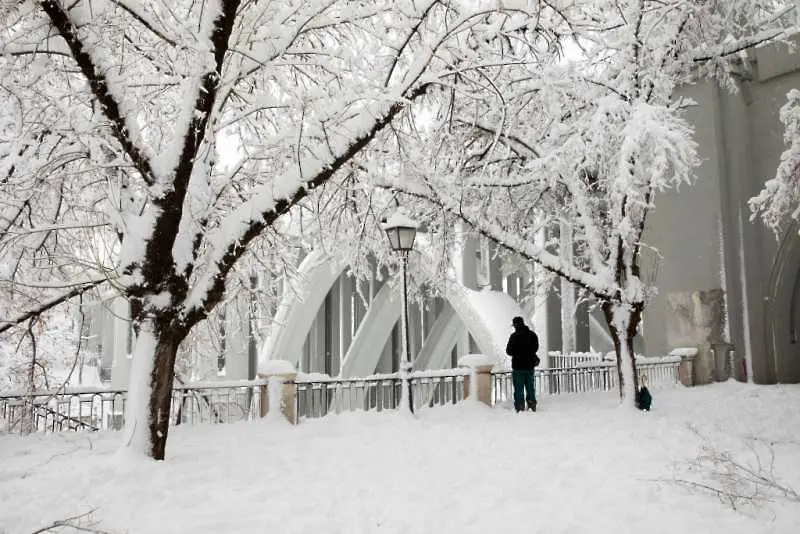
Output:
top-left (512, 316), bottom-right (525, 327)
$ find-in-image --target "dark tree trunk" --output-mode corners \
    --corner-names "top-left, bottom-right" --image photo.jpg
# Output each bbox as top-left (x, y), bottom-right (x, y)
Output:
top-left (148, 332), bottom-right (181, 460)
top-left (134, 314), bottom-right (192, 461)
top-left (601, 301), bottom-right (644, 403)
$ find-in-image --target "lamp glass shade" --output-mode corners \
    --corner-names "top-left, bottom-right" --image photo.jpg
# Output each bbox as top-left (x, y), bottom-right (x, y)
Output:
top-left (384, 225), bottom-right (417, 252)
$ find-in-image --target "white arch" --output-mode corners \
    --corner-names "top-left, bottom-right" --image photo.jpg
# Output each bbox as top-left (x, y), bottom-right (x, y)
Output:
top-left (260, 250), bottom-right (526, 377)
top-left (445, 286), bottom-right (523, 359)
top-left (258, 250), bottom-right (345, 369)
top-left (340, 285), bottom-right (524, 377)
top-left (339, 282), bottom-right (399, 377)
top-left (414, 304), bottom-right (460, 370)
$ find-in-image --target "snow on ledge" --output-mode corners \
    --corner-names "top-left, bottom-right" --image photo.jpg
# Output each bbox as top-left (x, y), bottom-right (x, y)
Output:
top-left (457, 354), bottom-right (495, 368)
top-left (293, 368), bottom-right (471, 384)
top-left (669, 347), bottom-right (698, 358)
top-left (296, 372), bottom-right (330, 382)
top-left (259, 359), bottom-right (297, 375)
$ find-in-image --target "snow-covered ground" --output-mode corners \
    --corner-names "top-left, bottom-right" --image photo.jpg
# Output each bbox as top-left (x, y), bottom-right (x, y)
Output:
top-left (1, 381), bottom-right (799, 533)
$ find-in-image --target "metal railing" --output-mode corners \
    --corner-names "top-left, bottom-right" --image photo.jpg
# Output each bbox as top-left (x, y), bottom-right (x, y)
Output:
top-left (0, 380), bottom-right (265, 434)
top-left (295, 371), bottom-right (469, 420)
top-left (1, 356), bottom-right (682, 433)
top-left (1, 389), bottom-right (123, 434)
top-left (547, 351), bottom-right (606, 369)
top-left (171, 381), bottom-right (262, 426)
top-left (492, 356), bottom-right (681, 405)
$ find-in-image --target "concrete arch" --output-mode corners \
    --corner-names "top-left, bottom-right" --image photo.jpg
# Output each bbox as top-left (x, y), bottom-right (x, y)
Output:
top-left (766, 220), bottom-right (800, 382)
top-left (338, 284), bottom-right (524, 377)
top-left (413, 303), bottom-right (461, 371)
top-left (258, 250), bottom-right (345, 369)
top-left (339, 281), bottom-right (399, 377)
top-left (261, 249), bottom-right (526, 377)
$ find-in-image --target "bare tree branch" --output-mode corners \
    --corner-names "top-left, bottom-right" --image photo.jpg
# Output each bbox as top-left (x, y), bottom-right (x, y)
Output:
top-left (30, 508), bottom-right (113, 534)
top-left (109, 0), bottom-right (178, 47)
top-left (0, 278), bottom-right (107, 335)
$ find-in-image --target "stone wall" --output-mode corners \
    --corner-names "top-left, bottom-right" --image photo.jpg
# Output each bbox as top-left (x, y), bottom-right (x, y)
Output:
top-left (666, 289), bottom-right (727, 385)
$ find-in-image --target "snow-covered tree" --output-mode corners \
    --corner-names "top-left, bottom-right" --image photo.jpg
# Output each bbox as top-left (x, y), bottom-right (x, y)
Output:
top-left (750, 88), bottom-right (800, 230)
top-left (1, 0), bottom-right (562, 459)
top-left (372, 0), bottom-right (798, 404)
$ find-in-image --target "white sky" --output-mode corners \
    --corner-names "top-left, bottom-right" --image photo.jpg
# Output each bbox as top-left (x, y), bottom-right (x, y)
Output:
top-left (2, 381), bottom-right (799, 533)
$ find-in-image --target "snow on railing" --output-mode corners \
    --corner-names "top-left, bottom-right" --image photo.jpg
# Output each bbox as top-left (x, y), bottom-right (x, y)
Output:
top-left (492, 355), bottom-right (681, 405)
top-left (0, 381), bottom-right (266, 434)
top-left (547, 351), bottom-right (607, 368)
top-left (0, 355), bottom-right (682, 434)
top-left (294, 369), bottom-right (470, 419)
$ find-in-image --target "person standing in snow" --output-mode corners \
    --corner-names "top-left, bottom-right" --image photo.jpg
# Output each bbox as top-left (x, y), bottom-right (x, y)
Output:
top-left (505, 316), bottom-right (540, 413)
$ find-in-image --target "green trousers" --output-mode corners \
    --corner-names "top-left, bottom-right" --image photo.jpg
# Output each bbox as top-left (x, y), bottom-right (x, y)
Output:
top-left (512, 370), bottom-right (536, 411)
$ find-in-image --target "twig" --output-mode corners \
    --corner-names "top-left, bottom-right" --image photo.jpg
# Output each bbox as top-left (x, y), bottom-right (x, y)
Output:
top-left (667, 429), bottom-right (800, 512)
top-left (30, 508), bottom-right (113, 534)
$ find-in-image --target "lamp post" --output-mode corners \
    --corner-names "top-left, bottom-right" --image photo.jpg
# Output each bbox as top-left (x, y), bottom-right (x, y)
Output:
top-left (382, 211), bottom-right (418, 414)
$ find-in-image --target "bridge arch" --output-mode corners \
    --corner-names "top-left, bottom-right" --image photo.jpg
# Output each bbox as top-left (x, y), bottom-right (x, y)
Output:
top-left (259, 252), bottom-right (525, 377)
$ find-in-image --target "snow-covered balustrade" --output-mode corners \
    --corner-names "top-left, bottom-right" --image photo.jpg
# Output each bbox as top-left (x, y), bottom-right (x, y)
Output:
top-left (0, 356), bottom-right (684, 434)
top-left (669, 347), bottom-right (700, 387)
top-left (547, 351), bottom-right (607, 369)
top-left (492, 355), bottom-right (682, 404)
top-left (0, 379), bottom-right (266, 434)
top-left (0, 392), bottom-right (103, 433)
top-left (294, 369), bottom-right (471, 420)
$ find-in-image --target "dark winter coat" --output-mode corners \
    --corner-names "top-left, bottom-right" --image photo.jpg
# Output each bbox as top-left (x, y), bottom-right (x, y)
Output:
top-left (505, 325), bottom-right (540, 371)
top-left (636, 386), bottom-right (652, 411)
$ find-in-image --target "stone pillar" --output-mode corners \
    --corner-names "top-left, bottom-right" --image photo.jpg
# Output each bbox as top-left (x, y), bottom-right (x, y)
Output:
top-left (666, 289), bottom-right (727, 386)
top-left (462, 364), bottom-right (494, 406)
top-left (259, 370), bottom-right (298, 424)
top-left (671, 348), bottom-right (698, 387)
top-left (458, 356), bottom-right (495, 406)
top-left (475, 364), bottom-right (494, 406)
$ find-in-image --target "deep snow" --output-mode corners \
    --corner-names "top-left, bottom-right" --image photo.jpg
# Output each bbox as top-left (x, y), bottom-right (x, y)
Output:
top-left (1, 381), bottom-right (799, 533)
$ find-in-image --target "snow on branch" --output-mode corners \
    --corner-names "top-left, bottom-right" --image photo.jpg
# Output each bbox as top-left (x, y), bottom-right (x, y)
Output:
top-left (38, 0), bottom-right (158, 187)
top-left (108, 0), bottom-right (179, 47)
top-left (0, 278), bottom-right (107, 335)
top-left (437, 199), bottom-right (616, 301)
top-left (0, 41), bottom-right (72, 59)
top-left (127, 0), bottom-right (242, 296)
top-left (691, 27), bottom-right (792, 63)
top-left (381, 175), bottom-right (616, 301)
top-left (750, 89), bottom-right (800, 230)
top-left (182, 83), bottom-right (431, 321)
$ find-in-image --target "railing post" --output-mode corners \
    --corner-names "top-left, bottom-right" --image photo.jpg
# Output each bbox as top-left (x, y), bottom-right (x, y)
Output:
top-left (462, 365), bottom-right (493, 406)
top-left (458, 355), bottom-right (495, 407)
top-left (473, 364), bottom-right (494, 407)
top-left (671, 348), bottom-right (698, 387)
top-left (258, 360), bottom-right (298, 424)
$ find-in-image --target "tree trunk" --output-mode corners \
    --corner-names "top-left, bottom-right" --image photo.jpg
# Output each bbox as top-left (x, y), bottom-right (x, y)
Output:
top-left (123, 316), bottom-right (189, 461)
top-left (602, 301), bottom-right (643, 405)
top-left (148, 330), bottom-right (183, 460)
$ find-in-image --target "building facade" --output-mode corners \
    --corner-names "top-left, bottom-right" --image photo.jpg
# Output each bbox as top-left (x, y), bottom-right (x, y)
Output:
top-left (644, 38), bottom-right (800, 384)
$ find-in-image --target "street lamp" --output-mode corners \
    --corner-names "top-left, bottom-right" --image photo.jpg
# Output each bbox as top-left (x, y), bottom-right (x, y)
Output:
top-left (382, 210), bottom-right (418, 414)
